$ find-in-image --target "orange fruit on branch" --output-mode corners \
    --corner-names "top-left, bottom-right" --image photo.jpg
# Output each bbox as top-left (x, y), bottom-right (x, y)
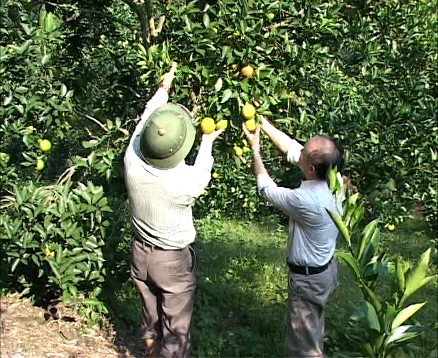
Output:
top-left (241, 65), bottom-right (254, 78)
top-left (241, 103), bottom-right (256, 120)
top-left (200, 117), bottom-right (216, 134)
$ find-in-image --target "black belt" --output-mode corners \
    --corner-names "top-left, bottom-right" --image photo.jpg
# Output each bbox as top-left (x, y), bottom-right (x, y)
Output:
top-left (288, 258), bottom-right (332, 275)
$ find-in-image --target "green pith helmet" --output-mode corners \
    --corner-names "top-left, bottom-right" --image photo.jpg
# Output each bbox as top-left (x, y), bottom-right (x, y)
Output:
top-left (140, 103), bottom-right (196, 169)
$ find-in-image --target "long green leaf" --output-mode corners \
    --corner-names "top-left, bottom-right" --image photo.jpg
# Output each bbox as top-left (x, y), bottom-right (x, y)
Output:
top-left (336, 251), bottom-right (360, 279)
top-left (357, 219), bottom-right (379, 261)
top-left (391, 302), bottom-right (426, 330)
top-left (328, 168), bottom-right (337, 193)
top-left (395, 256), bottom-right (406, 293)
top-left (365, 301), bottom-right (381, 332)
top-left (400, 248), bottom-right (435, 306)
top-left (359, 227), bottom-right (381, 269)
top-left (362, 283), bottom-right (382, 314)
top-left (350, 203), bottom-right (364, 228)
top-left (327, 209), bottom-right (350, 246)
top-left (385, 325), bottom-right (428, 346)
top-left (48, 260), bottom-right (61, 279)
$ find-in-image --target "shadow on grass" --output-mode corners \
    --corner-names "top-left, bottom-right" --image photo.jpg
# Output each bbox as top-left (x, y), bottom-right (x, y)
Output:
top-left (102, 217), bottom-right (437, 357)
top-left (103, 219), bottom-right (289, 358)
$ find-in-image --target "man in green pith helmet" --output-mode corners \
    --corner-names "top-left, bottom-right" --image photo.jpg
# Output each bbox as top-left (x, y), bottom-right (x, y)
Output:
top-left (124, 63), bottom-right (223, 358)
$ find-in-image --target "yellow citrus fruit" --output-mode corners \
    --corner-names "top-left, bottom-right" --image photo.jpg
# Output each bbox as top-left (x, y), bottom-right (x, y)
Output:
top-left (241, 65), bottom-right (255, 78)
top-left (234, 146), bottom-right (243, 157)
top-left (212, 172), bottom-right (219, 179)
top-left (267, 13), bottom-right (275, 20)
top-left (388, 224), bottom-right (396, 231)
top-left (39, 139), bottom-right (52, 152)
top-left (241, 103), bottom-right (256, 120)
top-left (200, 117), bottom-right (216, 134)
top-left (245, 119), bottom-right (257, 132)
top-left (36, 158), bottom-right (45, 171)
top-left (216, 119), bottom-right (228, 130)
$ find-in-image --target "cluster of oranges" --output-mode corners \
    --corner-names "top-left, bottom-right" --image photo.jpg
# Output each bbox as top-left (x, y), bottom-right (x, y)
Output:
top-left (199, 64), bottom-right (259, 148)
top-left (35, 139), bottom-right (51, 171)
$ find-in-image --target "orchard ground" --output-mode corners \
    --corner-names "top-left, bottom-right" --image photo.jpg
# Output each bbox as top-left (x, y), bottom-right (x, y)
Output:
top-left (1, 217), bottom-right (436, 358)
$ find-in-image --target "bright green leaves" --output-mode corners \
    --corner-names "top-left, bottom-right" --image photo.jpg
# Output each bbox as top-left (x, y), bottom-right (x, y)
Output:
top-left (327, 209), bottom-right (351, 246)
top-left (391, 302), bottom-right (427, 331)
top-left (399, 248), bottom-right (437, 307)
top-left (0, 180), bottom-right (111, 300)
top-left (327, 173), bottom-right (435, 356)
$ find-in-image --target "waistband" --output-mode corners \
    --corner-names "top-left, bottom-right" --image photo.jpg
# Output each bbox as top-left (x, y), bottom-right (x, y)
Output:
top-left (133, 235), bottom-right (185, 251)
top-left (288, 257), bottom-right (333, 275)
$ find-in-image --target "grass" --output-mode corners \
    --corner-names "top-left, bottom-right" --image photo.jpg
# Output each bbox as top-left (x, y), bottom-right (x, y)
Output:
top-left (110, 217), bottom-right (437, 357)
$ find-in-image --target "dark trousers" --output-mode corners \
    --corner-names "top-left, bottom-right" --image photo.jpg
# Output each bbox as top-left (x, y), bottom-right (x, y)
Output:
top-left (286, 259), bottom-right (338, 357)
top-left (131, 238), bottom-right (197, 358)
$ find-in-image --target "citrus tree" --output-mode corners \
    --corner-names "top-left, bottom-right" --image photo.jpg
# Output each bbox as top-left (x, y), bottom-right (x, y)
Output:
top-left (130, 0), bottom-right (437, 227)
top-left (1, 0), bottom-right (436, 317)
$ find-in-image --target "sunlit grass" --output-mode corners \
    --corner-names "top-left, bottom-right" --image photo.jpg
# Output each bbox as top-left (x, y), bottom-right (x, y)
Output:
top-left (111, 217), bottom-right (437, 357)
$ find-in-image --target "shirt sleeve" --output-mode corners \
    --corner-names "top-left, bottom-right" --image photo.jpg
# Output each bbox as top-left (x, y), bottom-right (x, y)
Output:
top-left (184, 137), bottom-right (214, 198)
top-left (257, 173), bottom-right (302, 220)
top-left (131, 88), bottom-right (169, 141)
top-left (286, 140), bottom-right (304, 164)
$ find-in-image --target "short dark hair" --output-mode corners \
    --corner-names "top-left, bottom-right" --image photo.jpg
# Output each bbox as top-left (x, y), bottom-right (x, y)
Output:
top-left (307, 136), bottom-right (343, 180)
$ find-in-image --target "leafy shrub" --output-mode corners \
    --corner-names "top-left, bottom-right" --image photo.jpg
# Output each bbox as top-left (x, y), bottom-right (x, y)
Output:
top-left (327, 170), bottom-right (437, 356)
top-left (0, 180), bottom-right (111, 300)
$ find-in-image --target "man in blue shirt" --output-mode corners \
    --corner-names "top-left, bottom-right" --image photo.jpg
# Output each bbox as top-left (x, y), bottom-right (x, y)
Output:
top-left (244, 117), bottom-right (343, 357)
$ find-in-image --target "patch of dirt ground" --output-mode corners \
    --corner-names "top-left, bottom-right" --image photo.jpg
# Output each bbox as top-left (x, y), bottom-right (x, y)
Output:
top-left (0, 294), bottom-right (143, 358)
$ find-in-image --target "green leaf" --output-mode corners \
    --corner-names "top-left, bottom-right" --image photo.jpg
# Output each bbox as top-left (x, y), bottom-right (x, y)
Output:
top-left (357, 219), bottom-right (379, 261)
top-left (350, 204), bottom-right (364, 228)
top-left (41, 54), bottom-right (51, 65)
top-left (328, 168), bottom-right (337, 193)
top-left (391, 302), bottom-right (426, 330)
top-left (395, 256), bottom-right (406, 292)
top-left (362, 283), bottom-right (382, 314)
top-left (400, 248), bottom-right (436, 306)
top-left (383, 304), bottom-right (398, 332)
top-left (48, 260), bottom-right (61, 280)
top-left (203, 13), bottom-right (210, 28)
top-left (336, 251), bottom-right (360, 279)
top-left (326, 209), bottom-right (350, 246)
top-left (220, 89), bottom-right (233, 103)
top-left (183, 15), bottom-right (191, 31)
top-left (60, 84), bottom-right (67, 97)
top-left (365, 301), bottom-right (381, 332)
top-left (11, 258), bottom-right (20, 272)
top-left (359, 227), bottom-right (380, 270)
top-left (385, 325), bottom-right (428, 347)
top-left (214, 78), bottom-right (223, 92)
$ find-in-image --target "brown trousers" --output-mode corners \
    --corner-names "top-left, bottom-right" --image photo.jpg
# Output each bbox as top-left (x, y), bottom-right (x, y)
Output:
top-left (131, 238), bottom-right (197, 358)
top-left (286, 260), bottom-right (338, 358)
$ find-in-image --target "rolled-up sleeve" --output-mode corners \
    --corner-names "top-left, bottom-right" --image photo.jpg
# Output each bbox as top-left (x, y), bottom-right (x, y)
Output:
top-left (185, 137), bottom-right (214, 198)
top-left (257, 173), bottom-right (301, 220)
top-left (286, 140), bottom-right (304, 164)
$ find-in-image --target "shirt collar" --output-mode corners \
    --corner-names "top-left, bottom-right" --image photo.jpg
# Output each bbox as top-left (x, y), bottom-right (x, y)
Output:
top-left (300, 179), bottom-right (328, 188)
